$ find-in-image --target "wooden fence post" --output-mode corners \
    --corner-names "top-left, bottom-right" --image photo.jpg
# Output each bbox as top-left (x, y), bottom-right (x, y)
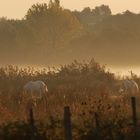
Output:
top-left (95, 112), bottom-right (100, 139)
top-left (29, 108), bottom-right (37, 140)
top-left (131, 97), bottom-right (137, 127)
top-left (64, 106), bottom-right (72, 140)
top-left (131, 97), bottom-right (137, 140)
top-left (29, 108), bottom-right (34, 127)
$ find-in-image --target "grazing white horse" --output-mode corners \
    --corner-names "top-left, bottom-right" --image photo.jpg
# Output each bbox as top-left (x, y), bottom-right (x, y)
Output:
top-left (23, 80), bottom-right (48, 108)
top-left (119, 79), bottom-right (139, 94)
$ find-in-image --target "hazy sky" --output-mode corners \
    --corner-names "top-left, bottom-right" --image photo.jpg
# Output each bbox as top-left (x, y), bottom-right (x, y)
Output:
top-left (0, 0), bottom-right (140, 19)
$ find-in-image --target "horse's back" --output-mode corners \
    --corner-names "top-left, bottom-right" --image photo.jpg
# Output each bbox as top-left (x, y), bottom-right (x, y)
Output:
top-left (122, 80), bottom-right (139, 94)
top-left (24, 80), bottom-right (48, 93)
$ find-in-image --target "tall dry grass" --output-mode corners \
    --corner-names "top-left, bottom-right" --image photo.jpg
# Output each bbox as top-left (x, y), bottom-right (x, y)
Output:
top-left (0, 60), bottom-right (140, 139)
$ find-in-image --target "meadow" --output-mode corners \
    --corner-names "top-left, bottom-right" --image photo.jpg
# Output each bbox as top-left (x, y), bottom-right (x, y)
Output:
top-left (0, 59), bottom-right (140, 140)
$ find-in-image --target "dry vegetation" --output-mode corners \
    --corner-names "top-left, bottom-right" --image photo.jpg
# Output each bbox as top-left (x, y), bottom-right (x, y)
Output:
top-left (0, 59), bottom-right (140, 139)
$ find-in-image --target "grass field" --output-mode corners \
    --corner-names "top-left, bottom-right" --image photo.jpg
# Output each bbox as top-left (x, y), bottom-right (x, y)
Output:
top-left (0, 60), bottom-right (140, 139)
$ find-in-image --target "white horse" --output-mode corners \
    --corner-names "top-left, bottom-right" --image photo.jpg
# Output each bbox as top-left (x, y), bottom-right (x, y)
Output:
top-left (119, 79), bottom-right (139, 95)
top-left (23, 80), bottom-right (48, 108)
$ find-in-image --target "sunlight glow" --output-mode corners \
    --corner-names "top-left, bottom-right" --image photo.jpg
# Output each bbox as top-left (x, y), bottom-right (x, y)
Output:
top-left (0, 0), bottom-right (140, 19)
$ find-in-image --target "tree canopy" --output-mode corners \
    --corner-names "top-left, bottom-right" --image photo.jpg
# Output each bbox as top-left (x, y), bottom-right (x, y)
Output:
top-left (0, 0), bottom-right (140, 66)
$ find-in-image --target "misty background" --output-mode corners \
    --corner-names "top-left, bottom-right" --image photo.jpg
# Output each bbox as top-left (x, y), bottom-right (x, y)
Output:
top-left (0, 0), bottom-right (140, 75)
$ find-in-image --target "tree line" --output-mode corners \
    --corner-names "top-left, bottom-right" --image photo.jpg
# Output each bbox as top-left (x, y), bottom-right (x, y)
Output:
top-left (0, 0), bottom-right (140, 66)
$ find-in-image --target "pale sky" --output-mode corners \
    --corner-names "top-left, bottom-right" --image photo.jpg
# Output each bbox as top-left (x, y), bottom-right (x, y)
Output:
top-left (0, 0), bottom-right (140, 19)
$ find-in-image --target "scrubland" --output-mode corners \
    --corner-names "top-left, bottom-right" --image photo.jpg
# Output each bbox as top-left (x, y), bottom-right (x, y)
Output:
top-left (0, 60), bottom-right (140, 140)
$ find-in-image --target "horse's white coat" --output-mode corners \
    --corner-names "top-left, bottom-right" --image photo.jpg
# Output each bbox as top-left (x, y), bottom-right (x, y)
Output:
top-left (119, 79), bottom-right (139, 94)
top-left (23, 81), bottom-right (48, 108)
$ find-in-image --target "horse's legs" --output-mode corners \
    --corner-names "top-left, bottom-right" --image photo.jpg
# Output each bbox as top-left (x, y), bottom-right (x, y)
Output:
top-left (42, 93), bottom-right (48, 114)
